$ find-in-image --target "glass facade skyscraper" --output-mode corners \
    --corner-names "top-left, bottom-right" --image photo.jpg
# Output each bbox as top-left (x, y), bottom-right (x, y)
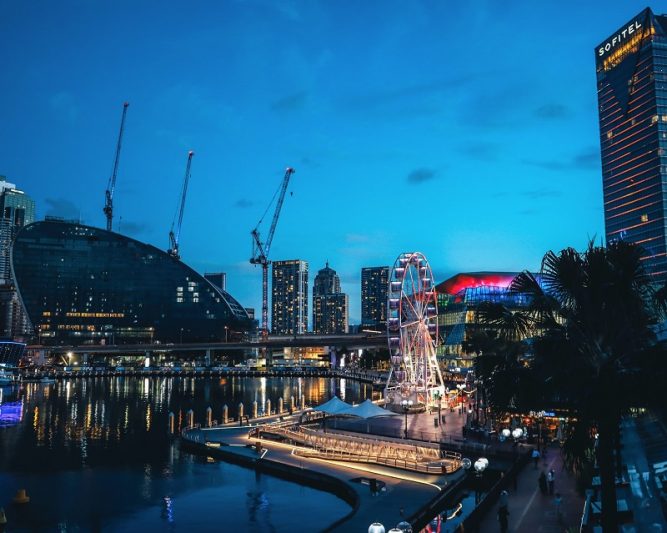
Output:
top-left (361, 266), bottom-right (389, 330)
top-left (271, 259), bottom-right (308, 335)
top-left (596, 8), bottom-right (667, 282)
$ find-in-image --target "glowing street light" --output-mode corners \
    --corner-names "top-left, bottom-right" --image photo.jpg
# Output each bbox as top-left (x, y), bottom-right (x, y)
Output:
top-left (401, 399), bottom-right (413, 439)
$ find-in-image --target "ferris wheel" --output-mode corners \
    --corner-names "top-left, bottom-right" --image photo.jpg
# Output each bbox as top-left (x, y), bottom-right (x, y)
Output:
top-left (385, 252), bottom-right (445, 411)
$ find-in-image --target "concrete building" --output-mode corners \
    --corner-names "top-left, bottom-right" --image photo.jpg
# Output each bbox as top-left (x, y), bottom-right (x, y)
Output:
top-left (271, 259), bottom-right (308, 334)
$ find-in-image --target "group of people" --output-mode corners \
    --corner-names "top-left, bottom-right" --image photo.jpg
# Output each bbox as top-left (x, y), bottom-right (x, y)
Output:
top-left (496, 448), bottom-right (565, 531)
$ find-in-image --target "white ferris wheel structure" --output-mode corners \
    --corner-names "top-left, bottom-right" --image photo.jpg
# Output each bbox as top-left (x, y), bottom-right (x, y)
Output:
top-left (384, 251), bottom-right (445, 411)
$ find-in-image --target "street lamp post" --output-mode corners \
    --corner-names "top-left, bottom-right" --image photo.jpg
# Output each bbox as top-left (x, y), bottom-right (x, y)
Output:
top-left (224, 326), bottom-right (229, 343)
top-left (473, 457), bottom-right (489, 504)
top-left (456, 384), bottom-right (465, 415)
top-left (401, 399), bottom-right (413, 439)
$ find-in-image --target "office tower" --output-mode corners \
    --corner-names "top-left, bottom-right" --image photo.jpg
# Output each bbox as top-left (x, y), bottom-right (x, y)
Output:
top-left (596, 8), bottom-right (667, 282)
top-left (361, 266), bottom-right (389, 330)
top-left (313, 263), bottom-right (348, 334)
top-left (271, 260), bottom-right (308, 334)
top-left (0, 178), bottom-right (35, 339)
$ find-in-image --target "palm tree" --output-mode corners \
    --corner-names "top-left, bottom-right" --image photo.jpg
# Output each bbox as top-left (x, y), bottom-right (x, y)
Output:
top-left (477, 241), bottom-right (663, 532)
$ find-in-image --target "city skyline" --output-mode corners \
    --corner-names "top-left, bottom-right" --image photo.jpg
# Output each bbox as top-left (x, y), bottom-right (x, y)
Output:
top-left (0, 1), bottom-right (647, 322)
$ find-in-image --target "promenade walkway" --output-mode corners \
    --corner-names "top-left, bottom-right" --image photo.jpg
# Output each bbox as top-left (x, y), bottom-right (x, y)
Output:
top-left (477, 444), bottom-right (584, 532)
top-left (184, 418), bottom-right (464, 532)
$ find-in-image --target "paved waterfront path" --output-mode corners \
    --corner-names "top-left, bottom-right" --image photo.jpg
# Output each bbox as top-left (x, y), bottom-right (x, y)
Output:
top-left (477, 444), bottom-right (584, 532)
top-left (184, 420), bottom-right (464, 532)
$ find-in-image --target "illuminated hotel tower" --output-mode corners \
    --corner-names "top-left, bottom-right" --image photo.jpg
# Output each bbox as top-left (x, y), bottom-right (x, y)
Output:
top-left (271, 259), bottom-right (308, 334)
top-left (596, 8), bottom-right (667, 282)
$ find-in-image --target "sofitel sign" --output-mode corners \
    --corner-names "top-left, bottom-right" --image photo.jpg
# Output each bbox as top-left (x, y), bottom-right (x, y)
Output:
top-left (598, 20), bottom-right (642, 57)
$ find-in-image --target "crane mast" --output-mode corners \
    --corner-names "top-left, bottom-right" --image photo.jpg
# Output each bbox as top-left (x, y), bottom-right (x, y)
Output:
top-left (168, 151), bottom-right (195, 260)
top-left (103, 102), bottom-right (129, 232)
top-left (250, 167), bottom-right (295, 337)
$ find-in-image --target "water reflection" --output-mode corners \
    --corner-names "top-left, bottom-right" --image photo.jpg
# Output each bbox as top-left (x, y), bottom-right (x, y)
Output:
top-left (0, 376), bottom-right (370, 530)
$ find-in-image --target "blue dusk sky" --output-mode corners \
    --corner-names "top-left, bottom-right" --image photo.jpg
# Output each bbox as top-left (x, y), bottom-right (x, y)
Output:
top-left (0, 1), bottom-right (646, 324)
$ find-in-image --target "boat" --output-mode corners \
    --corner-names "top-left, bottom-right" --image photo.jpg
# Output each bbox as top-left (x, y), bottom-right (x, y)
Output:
top-left (0, 366), bottom-right (18, 386)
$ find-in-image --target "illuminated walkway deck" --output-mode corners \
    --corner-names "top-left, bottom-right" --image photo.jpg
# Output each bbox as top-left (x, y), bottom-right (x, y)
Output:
top-left (181, 416), bottom-right (465, 531)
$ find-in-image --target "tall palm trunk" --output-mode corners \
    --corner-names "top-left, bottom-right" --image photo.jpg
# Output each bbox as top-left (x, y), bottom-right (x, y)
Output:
top-left (598, 413), bottom-right (619, 532)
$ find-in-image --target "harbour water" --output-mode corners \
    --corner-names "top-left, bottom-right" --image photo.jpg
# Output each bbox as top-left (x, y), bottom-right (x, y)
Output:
top-left (0, 376), bottom-right (374, 531)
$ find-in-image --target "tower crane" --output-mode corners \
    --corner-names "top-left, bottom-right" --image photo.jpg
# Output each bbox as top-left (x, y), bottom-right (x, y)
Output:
top-left (168, 150), bottom-right (195, 260)
top-left (103, 102), bottom-right (129, 232)
top-left (250, 167), bottom-right (295, 337)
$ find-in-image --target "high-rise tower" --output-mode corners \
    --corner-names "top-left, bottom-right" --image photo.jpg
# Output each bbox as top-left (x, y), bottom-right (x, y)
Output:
top-left (596, 8), bottom-right (667, 282)
top-left (313, 262), bottom-right (348, 334)
top-left (361, 266), bottom-right (389, 330)
top-left (271, 260), bottom-right (308, 334)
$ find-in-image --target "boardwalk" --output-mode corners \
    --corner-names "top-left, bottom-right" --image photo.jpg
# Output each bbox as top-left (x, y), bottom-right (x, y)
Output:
top-left (477, 443), bottom-right (584, 532)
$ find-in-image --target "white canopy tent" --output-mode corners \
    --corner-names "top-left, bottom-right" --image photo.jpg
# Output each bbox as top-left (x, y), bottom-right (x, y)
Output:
top-left (338, 399), bottom-right (400, 419)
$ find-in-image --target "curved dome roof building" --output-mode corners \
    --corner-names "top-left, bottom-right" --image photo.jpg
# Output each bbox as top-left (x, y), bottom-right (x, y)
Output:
top-left (11, 220), bottom-right (253, 345)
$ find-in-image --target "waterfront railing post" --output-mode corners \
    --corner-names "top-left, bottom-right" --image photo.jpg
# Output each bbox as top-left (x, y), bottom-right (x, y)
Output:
top-left (278, 397), bottom-right (283, 414)
top-left (223, 404), bottom-right (228, 424)
top-left (206, 406), bottom-right (212, 427)
top-left (238, 403), bottom-right (244, 426)
top-left (252, 400), bottom-right (258, 419)
top-left (168, 411), bottom-right (174, 434)
top-left (291, 396), bottom-right (295, 413)
top-left (266, 399), bottom-right (271, 417)
top-left (300, 394), bottom-right (305, 410)
top-left (186, 409), bottom-right (194, 428)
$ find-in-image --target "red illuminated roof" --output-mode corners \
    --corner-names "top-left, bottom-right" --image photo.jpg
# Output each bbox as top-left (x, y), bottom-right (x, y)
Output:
top-left (436, 272), bottom-right (518, 295)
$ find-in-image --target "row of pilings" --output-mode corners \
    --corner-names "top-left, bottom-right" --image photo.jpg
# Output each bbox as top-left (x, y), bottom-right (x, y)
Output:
top-left (168, 394), bottom-right (307, 433)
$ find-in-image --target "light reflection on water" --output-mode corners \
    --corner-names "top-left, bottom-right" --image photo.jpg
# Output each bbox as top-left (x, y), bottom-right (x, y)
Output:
top-left (0, 376), bottom-right (372, 531)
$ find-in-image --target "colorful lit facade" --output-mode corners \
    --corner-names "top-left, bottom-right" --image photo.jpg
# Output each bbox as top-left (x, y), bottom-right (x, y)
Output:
top-left (12, 220), bottom-right (253, 345)
top-left (436, 272), bottom-right (531, 368)
top-left (596, 8), bottom-right (667, 283)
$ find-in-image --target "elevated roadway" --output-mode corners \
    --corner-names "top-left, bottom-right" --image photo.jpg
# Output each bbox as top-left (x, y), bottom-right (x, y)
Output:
top-left (27, 333), bottom-right (387, 356)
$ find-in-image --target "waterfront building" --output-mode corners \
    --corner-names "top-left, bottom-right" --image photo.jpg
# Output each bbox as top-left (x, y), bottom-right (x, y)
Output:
top-left (361, 266), bottom-right (389, 331)
top-left (436, 272), bottom-right (532, 369)
top-left (313, 263), bottom-right (348, 334)
top-left (11, 219), bottom-right (253, 345)
top-left (0, 178), bottom-right (35, 340)
top-left (596, 8), bottom-right (667, 282)
top-left (271, 259), bottom-right (308, 334)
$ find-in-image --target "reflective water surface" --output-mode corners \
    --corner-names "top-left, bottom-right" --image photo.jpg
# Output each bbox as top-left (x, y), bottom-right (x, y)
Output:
top-left (0, 376), bottom-right (374, 531)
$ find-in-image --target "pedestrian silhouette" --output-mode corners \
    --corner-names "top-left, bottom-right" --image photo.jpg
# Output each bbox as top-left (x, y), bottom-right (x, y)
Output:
top-left (547, 468), bottom-right (555, 495)
top-left (539, 470), bottom-right (548, 495)
top-left (498, 505), bottom-right (509, 533)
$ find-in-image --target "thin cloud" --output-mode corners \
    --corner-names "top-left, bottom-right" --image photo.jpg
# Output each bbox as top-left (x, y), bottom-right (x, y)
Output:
top-left (407, 168), bottom-right (437, 184)
top-left (457, 141), bottom-right (501, 162)
top-left (234, 199), bottom-right (254, 208)
top-left (534, 103), bottom-right (569, 119)
top-left (522, 146), bottom-right (600, 172)
top-left (119, 220), bottom-right (148, 235)
top-left (522, 189), bottom-right (562, 200)
top-left (271, 91), bottom-right (308, 112)
top-left (45, 198), bottom-right (80, 220)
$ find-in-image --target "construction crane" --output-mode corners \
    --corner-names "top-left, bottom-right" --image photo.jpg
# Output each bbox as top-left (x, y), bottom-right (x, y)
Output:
top-left (250, 167), bottom-right (295, 336)
top-left (103, 102), bottom-right (129, 232)
top-left (168, 150), bottom-right (195, 260)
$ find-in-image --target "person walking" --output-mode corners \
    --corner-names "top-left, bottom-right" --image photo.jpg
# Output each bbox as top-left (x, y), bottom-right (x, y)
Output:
top-left (499, 490), bottom-right (509, 509)
top-left (497, 505), bottom-right (509, 533)
top-left (531, 448), bottom-right (541, 469)
top-left (539, 470), bottom-right (548, 495)
top-left (547, 468), bottom-right (555, 495)
top-left (554, 492), bottom-right (563, 523)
